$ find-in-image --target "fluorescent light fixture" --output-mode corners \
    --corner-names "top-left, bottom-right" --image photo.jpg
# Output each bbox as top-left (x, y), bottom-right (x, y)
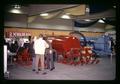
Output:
top-left (98, 19), bottom-right (105, 23)
top-left (40, 13), bottom-right (49, 16)
top-left (84, 19), bottom-right (91, 21)
top-left (61, 14), bottom-right (71, 19)
top-left (66, 13), bottom-right (70, 15)
top-left (113, 6), bottom-right (116, 8)
top-left (9, 9), bottom-right (21, 14)
top-left (14, 5), bottom-right (21, 9)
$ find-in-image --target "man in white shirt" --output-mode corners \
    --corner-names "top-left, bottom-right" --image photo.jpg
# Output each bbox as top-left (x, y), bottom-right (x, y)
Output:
top-left (17, 37), bottom-right (24, 54)
top-left (34, 34), bottom-right (49, 75)
top-left (19, 37), bottom-right (24, 47)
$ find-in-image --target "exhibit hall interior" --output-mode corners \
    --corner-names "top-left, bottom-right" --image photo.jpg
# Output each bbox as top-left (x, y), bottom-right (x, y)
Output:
top-left (4, 3), bottom-right (116, 80)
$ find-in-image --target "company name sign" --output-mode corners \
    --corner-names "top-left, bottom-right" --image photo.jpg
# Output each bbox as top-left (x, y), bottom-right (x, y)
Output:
top-left (5, 32), bottom-right (31, 37)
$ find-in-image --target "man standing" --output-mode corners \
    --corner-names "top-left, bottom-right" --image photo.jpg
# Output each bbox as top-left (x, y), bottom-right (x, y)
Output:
top-left (45, 42), bottom-right (55, 71)
top-left (29, 36), bottom-right (36, 71)
top-left (34, 34), bottom-right (49, 75)
top-left (18, 36), bottom-right (24, 53)
top-left (104, 33), bottom-right (111, 53)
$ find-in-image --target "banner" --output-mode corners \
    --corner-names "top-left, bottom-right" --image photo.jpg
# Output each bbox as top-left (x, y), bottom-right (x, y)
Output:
top-left (5, 32), bottom-right (31, 38)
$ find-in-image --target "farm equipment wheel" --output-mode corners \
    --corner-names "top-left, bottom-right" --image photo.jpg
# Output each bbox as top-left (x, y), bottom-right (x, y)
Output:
top-left (69, 31), bottom-right (87, 47)
top-left (90, 51), bottom-right (100, 64)
top-left (72, 56), bottom-right (80, 65)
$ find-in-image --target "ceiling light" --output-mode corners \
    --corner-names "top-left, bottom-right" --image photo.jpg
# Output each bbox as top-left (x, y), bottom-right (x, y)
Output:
top-left (9, 9), bottom-right (22, 14)
top-left (84, 19), bottom-right (91, 21)
top-left (14, 5), bottom-right (21, 9)
top-left (8, 4), bottom-right (22, 14)
top-left (113, 6), bottom-right (116, 8)
top-left (66, 13), bottom-right (71, 15)
top-left (40, 13), bottom-right (49, 16)
top-left (61, 14), bottom-right (71, 19)
top-left (98, 19), bottom-right (105, 23)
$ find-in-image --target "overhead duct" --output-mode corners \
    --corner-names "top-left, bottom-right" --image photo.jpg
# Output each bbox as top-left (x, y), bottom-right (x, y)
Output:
top-left (40, 10), bottom-right (62, 19)
top-left (28, 15), bottom-right (37, 23)
top-left (64, 5), bottom-right (86, 16)
top-left (28, 5), bottom-right (86, 20)
top-left (74, 19), bottom-right (99, 27)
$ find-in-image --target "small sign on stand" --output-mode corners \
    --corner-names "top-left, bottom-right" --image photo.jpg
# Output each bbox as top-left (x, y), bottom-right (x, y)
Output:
top-left (4, 45), bottom-right (10, 79)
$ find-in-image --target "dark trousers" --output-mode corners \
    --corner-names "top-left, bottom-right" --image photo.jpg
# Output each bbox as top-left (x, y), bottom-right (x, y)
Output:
top-left (46, 53), bottom-right (54, 70)
top-left (53, 51), bottom-right (58, 62)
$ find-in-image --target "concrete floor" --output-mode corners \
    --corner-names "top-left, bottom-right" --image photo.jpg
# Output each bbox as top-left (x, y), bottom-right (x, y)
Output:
top-left (7, 57), bottom-right (116, 80)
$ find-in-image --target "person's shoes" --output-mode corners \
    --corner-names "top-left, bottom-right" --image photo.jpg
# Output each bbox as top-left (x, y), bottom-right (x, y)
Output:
top-left (36, 71), bottom-right (39, 74)
top-left (46, 67), bottom-right (49, 69)
top-left (32, 69), bottom-right (35, 71)
top-left (38, 69), bottom-right (41, 71)
top-left (50, 67), bottom-right (55, 71)
top-left (42, 72), bottom-right (47, 75)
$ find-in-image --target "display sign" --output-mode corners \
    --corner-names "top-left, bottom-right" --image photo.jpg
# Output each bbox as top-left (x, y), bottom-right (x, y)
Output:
top-left (5, 32), bottom-right (31, 37)
top-left (4, 45), bottom-right (7, 73)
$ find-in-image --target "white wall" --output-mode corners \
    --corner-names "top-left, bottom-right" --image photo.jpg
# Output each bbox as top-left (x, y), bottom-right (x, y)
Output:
top-left (5, 22), bottom-right (27, 27)
top-left (4, 13), bottom-right (27, 27)
top-left (74, 27), bottom-right (105, 32)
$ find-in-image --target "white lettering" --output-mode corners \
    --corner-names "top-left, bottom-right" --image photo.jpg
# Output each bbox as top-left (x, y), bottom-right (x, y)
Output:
top-left (9, 32), bottom-right (12, 37)
top-left (21, 33), bottom-right (25, 36)
top-left (6, 32), bottom-right (31, 37)
top-left (13, 32), bottom-right (16, 37)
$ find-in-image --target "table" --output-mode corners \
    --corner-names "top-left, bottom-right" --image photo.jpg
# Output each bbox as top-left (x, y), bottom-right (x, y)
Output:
top-left (7, 51), bottom-right (16, 65)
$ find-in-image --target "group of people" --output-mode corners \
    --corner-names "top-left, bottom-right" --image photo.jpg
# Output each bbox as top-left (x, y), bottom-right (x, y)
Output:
top-left (29, 34), bottom-right (56, 75)
top-left (4, 34), bottom-right (56, 75)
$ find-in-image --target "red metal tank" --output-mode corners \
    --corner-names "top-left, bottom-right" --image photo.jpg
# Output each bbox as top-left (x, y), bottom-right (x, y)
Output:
top-left (52, 36), bottom-right (81, 56)
top-left (51, 36), bottom-right (82, 65)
